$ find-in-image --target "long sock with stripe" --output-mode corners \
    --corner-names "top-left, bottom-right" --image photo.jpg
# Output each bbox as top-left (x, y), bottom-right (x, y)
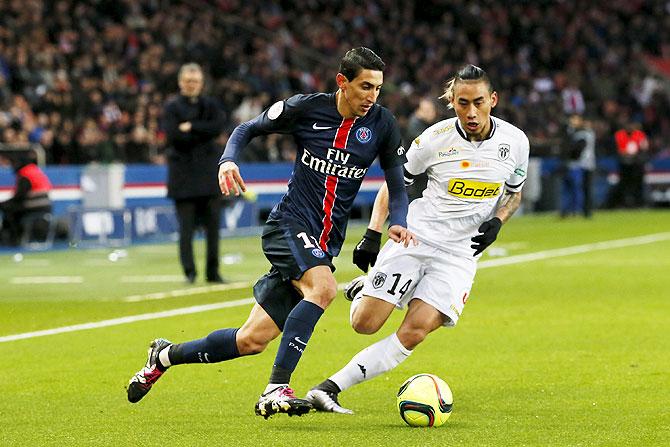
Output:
top-left (268, 300), bottom-right (324, 384)
top-left (167, 328), bottom-right (240, 365)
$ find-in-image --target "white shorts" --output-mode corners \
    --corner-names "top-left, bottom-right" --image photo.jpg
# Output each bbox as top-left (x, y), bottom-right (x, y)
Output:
top-left (360, 240), bottom-right (477, 326)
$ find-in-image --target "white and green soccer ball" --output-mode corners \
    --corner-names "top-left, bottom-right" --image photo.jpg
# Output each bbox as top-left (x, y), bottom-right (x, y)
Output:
top-left (397, 373), bottom-right (453, 427)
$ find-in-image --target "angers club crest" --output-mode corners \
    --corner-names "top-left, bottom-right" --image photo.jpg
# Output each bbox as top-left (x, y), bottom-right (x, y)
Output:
top-left (498, 144), bottom-right (510, 161)
top-left (372, 272), bottom-right (387, 289)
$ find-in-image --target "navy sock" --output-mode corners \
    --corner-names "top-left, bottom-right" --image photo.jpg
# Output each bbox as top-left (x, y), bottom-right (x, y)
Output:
top-left (270, 300), bottom-right (324, 383)
top-left (169, 328), bottom-right (240, 365)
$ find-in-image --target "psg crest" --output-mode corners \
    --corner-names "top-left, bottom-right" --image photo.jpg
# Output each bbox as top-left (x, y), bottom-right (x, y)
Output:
top-left (372, 272), bottom-right (387, 289)
top-left (356, 127), bottom-right (372, 143)
top-left (498, 144), bottom-right (510, 161)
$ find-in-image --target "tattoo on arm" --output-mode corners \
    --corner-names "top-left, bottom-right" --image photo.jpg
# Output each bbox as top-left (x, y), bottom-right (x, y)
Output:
top-left (495, 191), bottom-right (522, 224)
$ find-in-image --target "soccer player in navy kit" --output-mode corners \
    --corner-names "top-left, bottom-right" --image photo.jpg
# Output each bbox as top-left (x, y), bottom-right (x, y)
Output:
top-left (126, 47), bottom-right (416, 418)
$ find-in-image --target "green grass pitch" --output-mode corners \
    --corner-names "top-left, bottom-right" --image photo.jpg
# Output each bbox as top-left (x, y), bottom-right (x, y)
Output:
top-left (1, 210), bottom-right (669, 446)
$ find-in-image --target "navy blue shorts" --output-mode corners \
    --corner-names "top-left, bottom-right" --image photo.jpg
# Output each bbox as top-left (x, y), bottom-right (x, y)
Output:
top-left (253, 219), bottom-right (335, 330)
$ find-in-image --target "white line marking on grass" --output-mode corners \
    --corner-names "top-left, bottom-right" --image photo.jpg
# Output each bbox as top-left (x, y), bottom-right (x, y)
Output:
top-left (0, 298), bottom-right (256, 343)
top-left (121, 275), bottom-right (192, 283)
top-left (123, 282), bottom-right (251, 302)
top-left (478, 232), bottom-right (670, 269)
top-left (3, 232), bottom-right (669, 343)
top-left (10, 276), bottom-right (84, 284)
top-left (83, 260), bottom-right (127, 266)
top-left (16, 259), bottom-right (52, 267)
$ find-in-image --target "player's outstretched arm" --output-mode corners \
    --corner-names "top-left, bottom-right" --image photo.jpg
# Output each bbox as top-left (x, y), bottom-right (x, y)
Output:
top-left (352, 183), bottom-right (388, 272)
top-left (387, 224), bottom-right (417, 248)
top-left (217, 105), bottom-right (283, 196)
top-left (352, 169), bottom-right (417, 272)
top-left (384, 164), bottom-right (414, 247)
top-left (368, 182), bottom-right (390, 232)
top-left (218, 161), bottom-right (247, 196)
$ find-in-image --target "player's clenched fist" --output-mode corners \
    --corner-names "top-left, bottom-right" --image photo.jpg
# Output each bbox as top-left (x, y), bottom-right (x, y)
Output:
top-left (470, 217), bottom-right (502, 256)
top-left (352, 228), bottom-right (382, 272)
top-left (218, 161), bottom-right (246, 196)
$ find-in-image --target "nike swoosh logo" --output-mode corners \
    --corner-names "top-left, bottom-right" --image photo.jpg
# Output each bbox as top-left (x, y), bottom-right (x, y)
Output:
top-left (313, 123), bottom-right (332, 130)
top-left (294, 336), bottom-right (308, 345)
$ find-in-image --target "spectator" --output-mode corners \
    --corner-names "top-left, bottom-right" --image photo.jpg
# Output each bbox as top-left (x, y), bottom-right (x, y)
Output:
top-left (403, 97), bottom-right (438, 201)
top-left (560, 117), bottom-right (586, 217)
top-left (404, 97), bottom-right (438, 145)
top-left (572, 115), bottom-right (597, 217)
top-left (0, 0), bottom-right (667, 171)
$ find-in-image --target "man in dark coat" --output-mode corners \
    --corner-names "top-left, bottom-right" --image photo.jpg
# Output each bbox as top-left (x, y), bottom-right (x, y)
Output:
top-left (164, 63), bottom-right (225, 283)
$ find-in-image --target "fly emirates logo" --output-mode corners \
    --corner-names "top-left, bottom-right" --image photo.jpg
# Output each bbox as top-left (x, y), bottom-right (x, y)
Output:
top-left (300, 148), bottom-right (368, 179)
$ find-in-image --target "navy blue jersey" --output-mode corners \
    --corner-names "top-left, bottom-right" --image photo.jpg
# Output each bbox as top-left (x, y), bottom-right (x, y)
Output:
top-left (221, 93), bottom-right (406, 256)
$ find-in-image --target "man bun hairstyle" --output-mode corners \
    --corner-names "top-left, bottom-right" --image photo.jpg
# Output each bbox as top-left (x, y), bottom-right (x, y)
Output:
top-left (339, 47), bottom-right (385, 81)
top-left (440, 64), bottom-right (492, 109)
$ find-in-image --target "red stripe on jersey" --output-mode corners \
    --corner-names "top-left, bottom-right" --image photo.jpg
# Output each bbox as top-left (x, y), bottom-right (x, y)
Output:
top-left (332, 117), bottom-right (356, 149)
top-left (319, 175), bottom-right (338, 251)
top-left (318, 117), bottom-right (356, 251)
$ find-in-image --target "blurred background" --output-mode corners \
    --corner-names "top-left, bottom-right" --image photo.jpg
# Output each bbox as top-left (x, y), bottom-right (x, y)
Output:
top-left (0, 0), bottom-right (669, 248)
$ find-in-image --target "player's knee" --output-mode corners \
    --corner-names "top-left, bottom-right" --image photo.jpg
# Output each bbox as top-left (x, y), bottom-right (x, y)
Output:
top-left (308, 281), bottom-right (338, 308)
top-left (351, 311), bottom-right (382, 335)
top-left (396, 327), bottom-right (428, 350)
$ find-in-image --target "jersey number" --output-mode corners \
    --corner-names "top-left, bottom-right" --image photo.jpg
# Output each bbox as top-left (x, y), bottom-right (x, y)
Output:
top-left (297, 232), bottom-right (319, 249)
top-left (387, 273), bottom-right (412, 296)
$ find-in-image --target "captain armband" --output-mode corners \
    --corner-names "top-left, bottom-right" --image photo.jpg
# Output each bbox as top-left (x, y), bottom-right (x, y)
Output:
top-left (403, 167), bottom-right (416, 187)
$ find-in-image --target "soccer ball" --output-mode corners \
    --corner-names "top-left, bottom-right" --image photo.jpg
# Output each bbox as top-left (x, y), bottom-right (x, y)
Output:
top-left (397, 373), bottom-right (453, 427)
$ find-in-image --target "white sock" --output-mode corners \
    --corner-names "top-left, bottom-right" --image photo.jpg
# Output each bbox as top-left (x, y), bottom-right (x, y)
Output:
top-left (158, 345), bottom-right (172, 368)
top-left (349, 292), bottom-right (364, 325)
top-left (330, 333), bottom-right (412, 392)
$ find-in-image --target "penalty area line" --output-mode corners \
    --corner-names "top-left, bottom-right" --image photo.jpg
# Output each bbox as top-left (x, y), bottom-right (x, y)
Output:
top-left (2, 231), bottom-right (669, 343)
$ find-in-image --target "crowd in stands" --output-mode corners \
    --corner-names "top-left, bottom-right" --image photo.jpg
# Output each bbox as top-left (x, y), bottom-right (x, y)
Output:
top-left (0, 0), bottom-right (669, 165)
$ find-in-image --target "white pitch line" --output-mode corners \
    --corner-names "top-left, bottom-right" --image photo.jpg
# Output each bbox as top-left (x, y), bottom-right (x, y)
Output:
top-left (10, 276), bottom-right (84, 284)
top-left (0, 298), bottom-right (256, 343)
top-left (121, 275), bottom-right (195, 283)
top-left (2, 231), bottom-right (669, 343)
top-left (123, 281), bottom-right (251, 302)
top-left (14, 259), bottom-right (52, 267)
top-left (478, 232), bottom-right (670, 269)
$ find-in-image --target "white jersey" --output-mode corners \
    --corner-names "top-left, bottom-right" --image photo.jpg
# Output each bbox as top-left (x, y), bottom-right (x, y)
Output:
top-left (404, 116), bottom-right (530, 256)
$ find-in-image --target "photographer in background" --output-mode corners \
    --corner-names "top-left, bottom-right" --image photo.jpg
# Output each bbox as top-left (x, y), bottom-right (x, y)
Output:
top-left (563, 115), bottom-right (596, 217)
top-left (0, 152), bottom-right (52, 246)
top-left (613, 121), bottom-right (649, 208)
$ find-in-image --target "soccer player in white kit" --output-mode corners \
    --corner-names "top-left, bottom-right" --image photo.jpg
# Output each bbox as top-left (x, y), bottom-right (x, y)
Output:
top-left (306, 65), bottom-right (530, 413)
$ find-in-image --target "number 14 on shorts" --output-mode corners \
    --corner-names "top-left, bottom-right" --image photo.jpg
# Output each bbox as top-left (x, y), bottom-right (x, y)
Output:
top-left (373, 272), bottom-right (412, 296)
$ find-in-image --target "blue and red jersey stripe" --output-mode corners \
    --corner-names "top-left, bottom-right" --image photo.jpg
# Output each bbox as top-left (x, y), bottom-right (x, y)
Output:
top-left (319, 117), bottom-right (356, 250)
